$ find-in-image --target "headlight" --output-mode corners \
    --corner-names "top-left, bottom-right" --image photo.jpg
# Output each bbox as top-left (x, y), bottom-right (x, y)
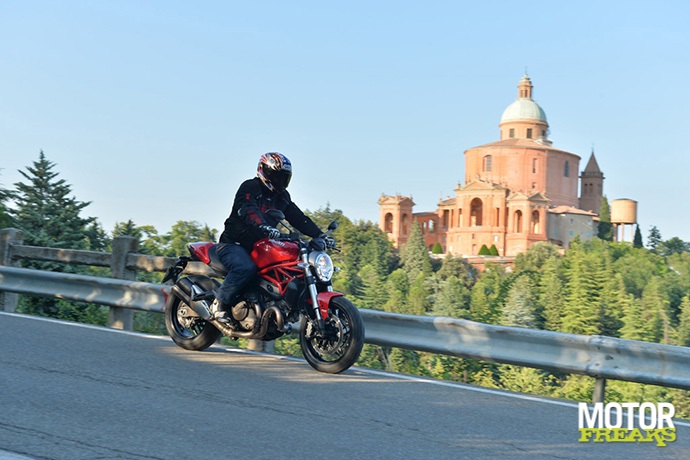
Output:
top-left (308, 251), bottom-right (334, 282)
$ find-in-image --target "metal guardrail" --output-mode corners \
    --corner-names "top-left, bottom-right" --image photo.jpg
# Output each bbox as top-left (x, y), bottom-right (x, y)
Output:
top-left (2, 265), bottom-right (690, 398)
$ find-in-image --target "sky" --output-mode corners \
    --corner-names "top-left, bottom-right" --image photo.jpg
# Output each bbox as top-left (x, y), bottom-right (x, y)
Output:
top-left (1, 1), bottom-right (689, 242)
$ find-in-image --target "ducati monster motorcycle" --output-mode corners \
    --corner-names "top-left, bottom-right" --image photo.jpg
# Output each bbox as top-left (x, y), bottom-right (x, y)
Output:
top-left (162, 210), bottom-right (364, 374)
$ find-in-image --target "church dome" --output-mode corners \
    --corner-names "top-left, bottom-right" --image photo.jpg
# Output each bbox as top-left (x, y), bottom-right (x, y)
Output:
top-left (500, 98), bottom-right (547, 124)
top-left (499, 74), bottom-right (548, 125)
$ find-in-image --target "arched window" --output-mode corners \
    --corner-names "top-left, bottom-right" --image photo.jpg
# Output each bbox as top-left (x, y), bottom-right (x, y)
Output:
top-left (402, 214), bottom-right (410, 235)
top-left (429, 220), bottom-right (435, 233)
top-left (531, 210), bottom-right (540, 234)
top-left (514, 210), bottom-right (523, 233)
top-left (564, 160), bottom-right (570, 177)
top-left (470, 198), bottom-right (483, 226)
top-left (384, 213), bottom-right (393, 233)
top-left (483, 155), bottom-right (493, 172)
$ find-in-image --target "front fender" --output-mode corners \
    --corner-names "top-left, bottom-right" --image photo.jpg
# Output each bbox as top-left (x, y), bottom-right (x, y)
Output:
top-left (315, 291), bottom-right (343, 320)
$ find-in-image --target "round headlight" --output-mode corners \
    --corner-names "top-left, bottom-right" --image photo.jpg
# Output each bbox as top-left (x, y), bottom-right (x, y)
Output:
top-left (309, 251), bottom-right (334, 282)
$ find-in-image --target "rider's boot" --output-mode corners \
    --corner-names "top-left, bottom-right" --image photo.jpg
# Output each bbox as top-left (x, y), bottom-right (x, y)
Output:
top-left (210, 298), bottom-right (231, 324)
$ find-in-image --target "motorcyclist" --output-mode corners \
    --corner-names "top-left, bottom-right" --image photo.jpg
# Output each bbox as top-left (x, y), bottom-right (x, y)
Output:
top-left (210, 152), bottom-right (333, 322)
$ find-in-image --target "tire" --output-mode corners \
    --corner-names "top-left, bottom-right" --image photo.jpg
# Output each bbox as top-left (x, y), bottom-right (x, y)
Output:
top-left (300, 296), bottom-right (364, 374)
top-left (164, 279), bottom-right (221, 351)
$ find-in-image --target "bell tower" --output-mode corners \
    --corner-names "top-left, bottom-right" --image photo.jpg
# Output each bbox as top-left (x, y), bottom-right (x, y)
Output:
top-left (579, 150), bottom-right (605, 213)
top-left (378, 194), bottom-right (415, 248)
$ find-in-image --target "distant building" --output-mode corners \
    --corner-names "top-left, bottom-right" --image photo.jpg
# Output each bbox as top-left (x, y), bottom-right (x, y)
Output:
top-left (379, 74), bottom-right (619, 257)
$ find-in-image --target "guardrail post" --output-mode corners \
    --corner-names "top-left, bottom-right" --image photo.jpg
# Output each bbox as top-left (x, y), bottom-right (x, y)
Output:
top-left (593, 378), bottom-right (606, 403)
top-left (109, 236), bottom-right (138, 330)
top-left (0, 228), bottom-right (23, 312)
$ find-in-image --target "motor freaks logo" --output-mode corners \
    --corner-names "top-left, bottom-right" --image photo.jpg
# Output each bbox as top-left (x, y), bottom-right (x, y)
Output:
top-left (578, 402), bottom-right (676, 446)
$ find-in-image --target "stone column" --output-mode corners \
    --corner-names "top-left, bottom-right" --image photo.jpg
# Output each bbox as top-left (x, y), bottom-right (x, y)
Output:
top-left (109, 236), bottom-right (138, 330)
top-left (0, 228), bottom-right (23, 312)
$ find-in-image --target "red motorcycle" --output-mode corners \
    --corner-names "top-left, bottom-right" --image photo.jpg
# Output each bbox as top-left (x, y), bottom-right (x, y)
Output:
top-left (162, 210), bottom-right (364, 374)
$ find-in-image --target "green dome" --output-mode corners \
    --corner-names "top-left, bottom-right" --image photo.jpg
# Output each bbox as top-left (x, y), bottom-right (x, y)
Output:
top-left (500, 98), bottom-right (548, 124)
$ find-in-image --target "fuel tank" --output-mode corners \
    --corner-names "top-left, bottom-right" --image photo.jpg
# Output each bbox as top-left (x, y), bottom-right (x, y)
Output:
top-left (250, 239), bottom-right (299, 270)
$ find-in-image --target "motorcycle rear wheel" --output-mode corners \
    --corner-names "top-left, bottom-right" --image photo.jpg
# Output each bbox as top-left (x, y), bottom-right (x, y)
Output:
top-left (300, 296), bottom-right (364, 374)
top-left (165, 288), bottom-right (221, 351)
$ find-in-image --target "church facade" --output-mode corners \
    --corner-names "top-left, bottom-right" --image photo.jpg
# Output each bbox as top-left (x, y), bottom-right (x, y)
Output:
top-left (379, 74), bottom-right (604, 257)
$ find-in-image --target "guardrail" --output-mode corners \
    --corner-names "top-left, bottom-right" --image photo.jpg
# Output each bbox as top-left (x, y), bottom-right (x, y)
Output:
top-left (2, 228), bottom-right (690, 403)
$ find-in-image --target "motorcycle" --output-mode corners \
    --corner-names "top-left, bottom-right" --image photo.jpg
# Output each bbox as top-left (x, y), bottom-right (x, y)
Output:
top-left (162, 210), bottom-right (364, 374)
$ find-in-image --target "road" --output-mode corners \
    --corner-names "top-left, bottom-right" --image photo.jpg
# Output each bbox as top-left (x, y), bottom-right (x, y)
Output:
top-left (1, 312), bottom-right (689, 459)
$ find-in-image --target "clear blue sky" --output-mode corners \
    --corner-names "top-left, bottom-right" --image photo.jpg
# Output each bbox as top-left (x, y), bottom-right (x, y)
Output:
top-left (1, 1), bottom-right (689, 242)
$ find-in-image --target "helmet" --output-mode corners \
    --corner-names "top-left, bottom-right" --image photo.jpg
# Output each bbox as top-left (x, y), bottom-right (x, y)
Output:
top-left (257, 152), bottom-right (292, 192)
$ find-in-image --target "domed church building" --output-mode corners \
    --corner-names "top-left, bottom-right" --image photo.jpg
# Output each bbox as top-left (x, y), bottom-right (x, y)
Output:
top-left (379, 74), bottom-right (603, 257)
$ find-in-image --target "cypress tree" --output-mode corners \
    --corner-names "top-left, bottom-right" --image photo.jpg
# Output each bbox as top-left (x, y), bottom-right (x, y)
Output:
top-left (597, 196), bottom-right (613, 241)
top-left (633, 225), bottom-right (643, 248)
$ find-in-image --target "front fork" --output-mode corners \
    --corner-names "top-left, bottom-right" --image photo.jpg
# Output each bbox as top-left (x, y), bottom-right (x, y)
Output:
top-left (299, 248), bottom-right (327, 334)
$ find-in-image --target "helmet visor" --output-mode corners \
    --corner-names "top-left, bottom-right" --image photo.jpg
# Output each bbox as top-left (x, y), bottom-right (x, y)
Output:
top-left (266, 168), bottom-right (292, 192)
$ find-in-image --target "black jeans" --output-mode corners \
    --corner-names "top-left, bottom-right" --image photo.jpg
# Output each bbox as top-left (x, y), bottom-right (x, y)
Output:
top-left (215, 243), bottom-right (257, 306)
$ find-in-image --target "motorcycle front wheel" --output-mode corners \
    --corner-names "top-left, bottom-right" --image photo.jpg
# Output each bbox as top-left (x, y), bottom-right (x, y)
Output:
top-left (165, 284), bottom-right (221, 351)
top-left (300, 296), bottom-right (364, 374)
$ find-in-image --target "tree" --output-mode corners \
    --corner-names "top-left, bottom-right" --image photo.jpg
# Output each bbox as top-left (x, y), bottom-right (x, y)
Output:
top-left (597, 196), bottom-right (613, 241)
top-left (537, 256), bottom-right (566, 331)
top-left (0, 173), bottom-right (11, 228)
top-left (648, 226), bottom-right (662, 253)
top-left (658, 237), bottom-right (690, 257)
top-left (399, 221), bottom-right (432, 280)
top-left (478, 244), bottom-right (490, 255)
top-left (677, 296), bottom-right (690, 347)
top-left (162, 220), bottom-right (217, 257)
top-left (10, 151), bottom-right (95, 251)
top-left (501, 275), bottom-right (538, 328)
top-left (633, 225), bottom-right (643, 248)
top-left (431, 242), bottom-right (443, 254)
top-left (429, 275), bottom-right (471, 318)
top-left (9, 151), bottom-right (96, 317)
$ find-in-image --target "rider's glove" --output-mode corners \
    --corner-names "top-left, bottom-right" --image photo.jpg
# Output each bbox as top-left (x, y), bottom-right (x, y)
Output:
top-left (324, 235), bottom-right (336, 249)
top-left (259, 225), bottom-right (280, 239)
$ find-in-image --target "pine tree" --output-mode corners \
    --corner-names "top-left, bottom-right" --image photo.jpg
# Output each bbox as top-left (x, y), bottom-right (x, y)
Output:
top-left (399, 221), bottom-right (432, 280)
top-left (538, 256), bottom-right (566, 331)
top-left (0, 174), bottom-right (11, 228)
top-left (501, 275), bottom-right (538, 328)
top-left (10, 151), bottom-right (94, 251)
top-left (560, 243), bottom-right (603, 335)
top-left (648, 226), bottom-right (662, 253)
top-left (9, 151), bottom-right (96, 317)
top-left (469, 264), bottom-right (508, 324)
top-left (430, 275), bottom-right (471, 318)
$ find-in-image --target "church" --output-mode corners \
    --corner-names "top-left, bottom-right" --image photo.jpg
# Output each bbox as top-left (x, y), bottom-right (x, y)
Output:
top-left (379, 74), bottom-right (605, 257)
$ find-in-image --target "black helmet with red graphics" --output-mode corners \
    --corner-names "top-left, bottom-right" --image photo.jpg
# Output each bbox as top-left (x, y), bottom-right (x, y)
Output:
top-left (257, 152), bottom-right (292, 193)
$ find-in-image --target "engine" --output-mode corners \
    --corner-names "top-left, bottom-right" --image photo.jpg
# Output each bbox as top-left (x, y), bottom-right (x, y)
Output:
top-left (231, 300), bottom-right (258, 331)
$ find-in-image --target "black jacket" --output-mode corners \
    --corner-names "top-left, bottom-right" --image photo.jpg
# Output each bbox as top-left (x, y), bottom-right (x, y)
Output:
top-left (220, 178), bottom-right (322, 250)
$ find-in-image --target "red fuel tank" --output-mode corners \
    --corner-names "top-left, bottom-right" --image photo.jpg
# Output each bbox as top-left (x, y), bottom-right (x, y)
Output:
top-left (250, 239), bottom-right (299, 270)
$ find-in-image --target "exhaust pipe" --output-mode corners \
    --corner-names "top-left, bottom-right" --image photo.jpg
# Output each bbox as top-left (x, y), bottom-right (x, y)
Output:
top-left (171, 284), bottom-right (211, 320)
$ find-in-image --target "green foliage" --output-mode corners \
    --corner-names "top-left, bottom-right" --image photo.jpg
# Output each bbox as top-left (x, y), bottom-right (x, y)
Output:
top-left (478, 244), bottom-right (490, 255)
top-left (10, 151), bottom-right (95, 251)
top-left (399, 221), bottom-right (432, 280)
top-left (633, 225), bottom-right (643, 248)
top-left (597, 196), bottom-right (613, 241)
top-left (648, 226), bottom-right (662, 252)
top-left (500, 275), bottom-right (538, 328)
top-left (431, 242), bottom-right (443, 254)
top-left (488, 244), bottom-right (499, 256)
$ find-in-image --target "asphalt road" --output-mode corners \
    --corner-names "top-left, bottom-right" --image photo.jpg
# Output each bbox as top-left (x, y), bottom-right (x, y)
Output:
top-left (1, 311), bottom-right (689, 459)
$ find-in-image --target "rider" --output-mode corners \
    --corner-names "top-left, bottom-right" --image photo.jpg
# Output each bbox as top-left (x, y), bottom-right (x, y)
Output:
top-left (210, 152), bottom-right (333, 322)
